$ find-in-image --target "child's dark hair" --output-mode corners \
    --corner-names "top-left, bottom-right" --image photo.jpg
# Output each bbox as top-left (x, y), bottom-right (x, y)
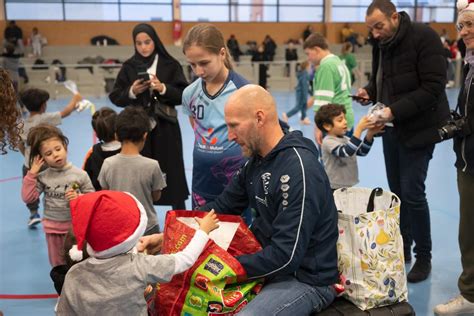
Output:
top-left (115, 106), bottom-right (150, 143)
top-left (27, 124), bottom-right (69, 166)
top-left (314, 104), bottom-right (346, 132)
top-left (91, 107), bottom-right (117, 143)
top-left (20, 88), bottom-right (50, 112)
top-left (63, 229), bottom-right (89, 268)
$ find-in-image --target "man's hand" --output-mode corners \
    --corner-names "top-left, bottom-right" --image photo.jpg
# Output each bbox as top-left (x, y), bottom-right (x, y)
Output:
top-left (378, 107), bottom-right (394, 123)
top-left (356, 88), bottom-right (371, 105)
top-left (137, 233), bottom-right (164, 255)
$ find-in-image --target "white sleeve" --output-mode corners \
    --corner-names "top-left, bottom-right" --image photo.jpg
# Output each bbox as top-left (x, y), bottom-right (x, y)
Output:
top-left (128, 86), bottom-right (137, 99)
top-left (159, 83), bottom-right (167, 95)
top-left (171, 229), bottom-right (209, 274)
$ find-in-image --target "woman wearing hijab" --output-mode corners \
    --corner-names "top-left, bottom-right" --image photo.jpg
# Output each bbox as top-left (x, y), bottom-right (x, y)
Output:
top-left (109, 23), bottom-right (189, 210)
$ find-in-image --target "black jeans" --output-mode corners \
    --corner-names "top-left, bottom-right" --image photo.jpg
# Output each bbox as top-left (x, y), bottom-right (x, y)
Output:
top-left (382, 127), bottom-right (434, 260)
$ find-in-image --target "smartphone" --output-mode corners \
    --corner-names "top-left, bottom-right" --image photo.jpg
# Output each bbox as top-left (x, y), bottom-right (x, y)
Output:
top-left (349, 95), bottom-right (372, 102)
top-left (137, 71), bottom-right (150, 81)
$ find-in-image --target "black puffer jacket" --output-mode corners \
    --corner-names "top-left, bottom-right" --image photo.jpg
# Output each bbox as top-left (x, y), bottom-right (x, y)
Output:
top-left (365, 12), bottom-right (450, 148)
top-left (454, 64), bottom-right (474, 175)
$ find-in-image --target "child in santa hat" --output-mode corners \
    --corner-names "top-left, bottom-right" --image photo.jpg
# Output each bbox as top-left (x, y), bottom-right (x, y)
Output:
top-left (56, 190), bottom-right (219, 315)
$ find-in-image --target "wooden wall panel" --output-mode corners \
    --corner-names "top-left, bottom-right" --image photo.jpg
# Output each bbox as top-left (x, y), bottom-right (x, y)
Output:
top-left (0, 20), bottom-right (456, 46)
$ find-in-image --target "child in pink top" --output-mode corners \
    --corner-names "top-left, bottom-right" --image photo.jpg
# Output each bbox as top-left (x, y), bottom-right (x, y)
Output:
top-left (22, 124), bottom-right (94, 267)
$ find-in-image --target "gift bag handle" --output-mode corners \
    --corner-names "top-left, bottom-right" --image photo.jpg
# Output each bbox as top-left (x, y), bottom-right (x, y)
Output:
top-left (366, 187), bottom-right (384, 213)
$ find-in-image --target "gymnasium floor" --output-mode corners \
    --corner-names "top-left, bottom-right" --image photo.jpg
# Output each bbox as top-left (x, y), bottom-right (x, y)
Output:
top-left (0, 89), bottom-right (461, 315)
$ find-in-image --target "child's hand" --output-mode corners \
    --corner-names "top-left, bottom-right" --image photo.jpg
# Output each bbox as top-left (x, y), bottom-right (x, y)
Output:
top-left (30, 155), bottom-right (45, 175)
top-left (137, 233), bottom-right (163, 255)
top-left (195, 209), bottom-right (220, 235)
top-left (65, 188), bottom-right (79, 201)
top-left (367, 123), bottom-right (385, 140)
top-left (357, 116), bottom-right (376, 131)
top-left (71, 93), bottom-right (82, 104)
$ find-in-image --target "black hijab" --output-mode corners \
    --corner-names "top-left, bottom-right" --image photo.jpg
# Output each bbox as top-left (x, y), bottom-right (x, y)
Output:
top-left (130, 23), bottom-right (179, 69)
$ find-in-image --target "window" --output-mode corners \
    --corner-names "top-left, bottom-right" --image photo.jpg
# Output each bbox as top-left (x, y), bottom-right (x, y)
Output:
top-left (4, 0), bottom-right (455, 22)
top-left (181, 1), bottom-right (230, 22)
top-left (64, 3), bottom-right (119, 21)
top-left (332, 0), bottom-right (417, 22)
top-left (120, 4), bottom-right (172, 21)
top-left (230, 4), bottom-right (277, 22)
top-left (416, 0), bottom-right (455, 23)
top-left (4, 0), bottom-right (173, 21)
top-left (5, 1), bottom-right (64, 20)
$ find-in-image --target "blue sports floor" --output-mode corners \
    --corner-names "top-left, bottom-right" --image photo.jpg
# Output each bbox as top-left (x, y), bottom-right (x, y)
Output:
top-left (0, 89), bottom-right (461, 315)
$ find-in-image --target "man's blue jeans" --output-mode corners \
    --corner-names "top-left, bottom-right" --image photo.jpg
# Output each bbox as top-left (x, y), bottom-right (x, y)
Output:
top-left (237, 275), bottom-right (336, 315)
top-left (382, 127), bottom-right (434, 260)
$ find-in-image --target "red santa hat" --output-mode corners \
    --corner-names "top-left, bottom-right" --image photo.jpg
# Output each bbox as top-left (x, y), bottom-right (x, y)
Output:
top-left (69, 190), bottom-right (148, 261)
top-left (458, 0), bottom-right (474, 14)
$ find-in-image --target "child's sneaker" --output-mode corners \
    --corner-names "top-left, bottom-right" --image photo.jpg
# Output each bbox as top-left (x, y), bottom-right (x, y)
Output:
top-left (28, 213), bottom-right (41, 228)
top-left (434, 295), bottom-right (474, 315)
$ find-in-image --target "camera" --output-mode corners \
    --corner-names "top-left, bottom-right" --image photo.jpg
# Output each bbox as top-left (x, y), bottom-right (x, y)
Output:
top-left (438, 110), bottom-right (471, 140)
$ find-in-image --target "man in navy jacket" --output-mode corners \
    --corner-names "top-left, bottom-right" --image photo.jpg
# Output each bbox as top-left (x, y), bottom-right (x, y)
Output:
top-left (139, 85), bottom-right (338, 315)
top-left (202, 85), bottom-right (339, 315)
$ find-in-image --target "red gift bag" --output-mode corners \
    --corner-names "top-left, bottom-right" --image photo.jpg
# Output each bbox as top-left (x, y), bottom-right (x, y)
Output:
top-left (155, 210), bottom-right (263, 316)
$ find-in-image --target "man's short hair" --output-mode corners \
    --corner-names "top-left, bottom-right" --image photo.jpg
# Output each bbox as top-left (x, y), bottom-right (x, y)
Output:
top-left (314, 104), bottom-right (346, 132)
top-left (115, 107), bottom-right (150, 143)
top-left (303, 33), bottom-right (328, 50)
top-left (367, 0), bottom-right (397, 17)
top-left (20, 88), bottom-right (50, 112)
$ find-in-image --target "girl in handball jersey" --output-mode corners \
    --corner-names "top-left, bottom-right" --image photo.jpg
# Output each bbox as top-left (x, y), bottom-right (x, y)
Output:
top-left (182, 24), bottom-right (249, 209)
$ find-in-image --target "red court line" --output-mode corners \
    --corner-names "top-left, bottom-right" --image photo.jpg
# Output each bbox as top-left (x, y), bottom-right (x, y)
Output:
top-left (0, 294), bottom-right (58, 299)
top-left (0, 176), bottom-right (22, 183)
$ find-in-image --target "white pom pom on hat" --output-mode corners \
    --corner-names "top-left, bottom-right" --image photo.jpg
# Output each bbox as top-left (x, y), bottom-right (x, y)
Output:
top-left (458, 0), bottom-right (474, 13)
top-left (68, 190), bottom-right (148, 261)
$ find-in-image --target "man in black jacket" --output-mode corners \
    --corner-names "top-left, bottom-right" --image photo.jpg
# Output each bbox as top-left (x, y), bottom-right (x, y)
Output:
top-left (356, 0), bottom-right (450, 283)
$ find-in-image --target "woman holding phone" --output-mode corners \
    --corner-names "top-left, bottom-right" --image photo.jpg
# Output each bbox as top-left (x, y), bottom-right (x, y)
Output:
top-left (109, 23), bottom-right (189, 210)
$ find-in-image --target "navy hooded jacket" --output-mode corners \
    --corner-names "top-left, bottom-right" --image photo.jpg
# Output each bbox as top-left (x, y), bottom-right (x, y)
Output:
top-left (204, 131), bottom-right (339, 286)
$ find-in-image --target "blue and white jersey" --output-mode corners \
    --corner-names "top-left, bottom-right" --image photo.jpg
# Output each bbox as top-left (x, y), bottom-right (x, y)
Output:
top-left (182, 71), bottom-right (248, 205)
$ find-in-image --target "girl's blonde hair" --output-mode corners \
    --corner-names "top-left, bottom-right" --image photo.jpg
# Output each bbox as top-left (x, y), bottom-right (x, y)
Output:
top-left (183, 23), bottom-right (233, 70)
top-left (27, 124), bottom-right (69, 166)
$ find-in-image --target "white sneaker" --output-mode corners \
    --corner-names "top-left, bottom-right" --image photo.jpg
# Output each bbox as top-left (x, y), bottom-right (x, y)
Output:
top-left (282, 112), bottom-right (289, 123)
top-left (434, 295), bottom-right (474, 315)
